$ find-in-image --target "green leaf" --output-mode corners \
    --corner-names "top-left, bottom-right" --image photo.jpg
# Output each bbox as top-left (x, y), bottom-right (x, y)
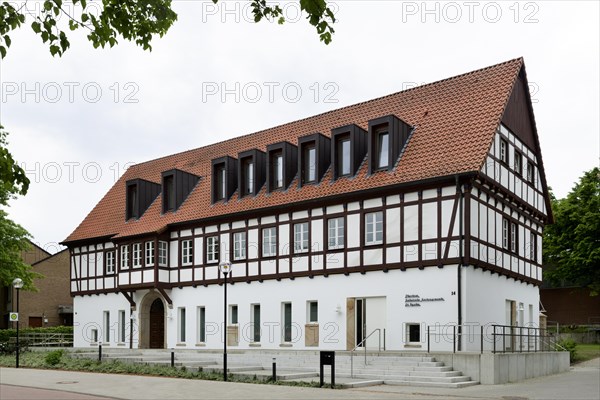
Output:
top-left (3, 35), bottom-right (11, 48)
top-left (44, 1), bottom-right (53, 11)
top-left (49, 44), bottom-right (59, 56)
top-left (0, 46), bottom-right (6, 59)
top-left (31, 21), bottom-right (41, 33)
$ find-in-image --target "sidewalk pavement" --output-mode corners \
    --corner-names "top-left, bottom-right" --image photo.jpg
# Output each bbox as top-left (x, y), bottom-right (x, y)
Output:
top-left (1, 358), bottom-right (598, 400)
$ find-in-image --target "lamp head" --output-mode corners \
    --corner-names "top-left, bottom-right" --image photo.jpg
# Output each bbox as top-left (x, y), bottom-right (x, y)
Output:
top-left (219, 261), bottom-right (232, 275)
top-left (12, 278), bottom-right (24, 289)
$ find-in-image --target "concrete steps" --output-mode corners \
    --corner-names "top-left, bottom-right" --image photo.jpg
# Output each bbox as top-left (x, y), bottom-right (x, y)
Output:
top-left (70, 349), bottom-right (479, 389)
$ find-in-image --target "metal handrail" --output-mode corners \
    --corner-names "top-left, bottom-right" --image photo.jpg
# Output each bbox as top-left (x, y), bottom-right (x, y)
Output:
top-left (350, 328), bottom-right (381, 378)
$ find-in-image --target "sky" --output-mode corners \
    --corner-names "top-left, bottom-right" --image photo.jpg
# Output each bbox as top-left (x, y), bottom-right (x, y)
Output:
top-left (0, 0), bottom-right (598, 254)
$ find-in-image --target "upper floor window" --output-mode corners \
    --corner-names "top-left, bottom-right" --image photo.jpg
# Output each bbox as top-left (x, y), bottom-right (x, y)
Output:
top-left (163, 175), bottom-right (175, 212)
top-left (272, 152), bottom-right (284, 189)
top-left (120, 245), bottom-right (129, 270)
top-left (526, 161), bottom-right (535, 184)
top-left (211, 156), bottom-right (237, 203)
top-left (105, 251), bottom-right (115, 274)
top-left (365, 211), bottom-right (383, 245)
top-left (298, 133), bottom-right (330, 187)
top-left (293, 222), bottom-right (309, 254)
top-left (502, 218), bottom-right (518, 253)
top-left (500, 138), bottom-right (509, 164)
top-left (233, 232), bottom-right (246, 261)
top-left (514, 151), bottom-right (522, 176)
top-left (206, 236), bottom-right (219, 264)
top-left (529, 231), bottom-right (537, 262)
top-left (132, 243), bottom-right (141, 267)
top-left (126, 184), bottom-right (138, 220)
top-left (145, 241), bottom-right (155, 266)
top-left (182, 239), bottom-right (193, 266)
top-left (376, 131), bottom-right (390, 169)
top-left (238, 149), bottom-right (265, 197)
top-left (332, 124), bottom-right (367, 179)
top-left (158, 241), bottom-right (168, 267)
top-left (328, 217), bottom-right (345, 250)
top-left (262, 227), bottom-right (277, 257)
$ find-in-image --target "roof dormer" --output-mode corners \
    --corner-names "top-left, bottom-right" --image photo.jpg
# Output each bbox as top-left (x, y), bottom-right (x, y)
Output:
top-left (211, 156), bottom-right (237, 203)
top-left (297, 133), bottom-right (330, 187)
top-left (125, 179), bottom-right (161, 221)
top-left (161, 169), bottom-right (200, 213)
top-left (266, 141), bottom-right (297, 193)
top-left (331, 124), bottom-right (367, 180)
top-left (367, 115), bottom-right (413, 174)
top-left (238, 149), bottom-right (266, 197)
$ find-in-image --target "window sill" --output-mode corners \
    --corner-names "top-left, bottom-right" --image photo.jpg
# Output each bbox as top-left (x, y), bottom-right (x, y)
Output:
top-left (365, 242), bottom-right (384, 247)
top-left (176, 343), bottom-right (187, 347)
top-left (117, 343), bottom-right (126, 347)
top-left (279, 343), bottom-right (293, 348)
top-left (249, 343), bottom-right (261, 347)
top-left (404, 343), bottom-right (422, 348)
top-left (195, 343), bottom-right (206, 347)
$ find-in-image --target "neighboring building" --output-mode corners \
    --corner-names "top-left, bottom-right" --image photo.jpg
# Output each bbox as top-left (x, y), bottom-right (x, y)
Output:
top-left (541, 287), bottom-right (600, 326)
top-left (0, 242), bottom-right (73, 329)
top-left (63, 58), bottom-right (552, 351)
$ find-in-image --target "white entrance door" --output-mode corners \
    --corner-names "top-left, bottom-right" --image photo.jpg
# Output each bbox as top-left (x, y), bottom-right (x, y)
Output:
top-left (356, 297), bottom-right (386, 350)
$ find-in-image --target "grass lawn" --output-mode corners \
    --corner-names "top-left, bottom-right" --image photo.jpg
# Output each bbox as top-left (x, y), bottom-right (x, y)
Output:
top-left (574, 343), bottom-right (600, 363)
top-left (0, 350), bottom-right (329, 388)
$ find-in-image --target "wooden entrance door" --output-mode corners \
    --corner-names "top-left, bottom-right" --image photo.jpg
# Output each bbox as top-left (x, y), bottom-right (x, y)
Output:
top-left (149, 299), bottom-right (164, 349)
top-left (29, 316), bottom-right (43, 328)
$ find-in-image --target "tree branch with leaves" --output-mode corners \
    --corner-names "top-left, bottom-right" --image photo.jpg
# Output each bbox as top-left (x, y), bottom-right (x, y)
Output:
top-left (0, 0), bottom-right (336, 58)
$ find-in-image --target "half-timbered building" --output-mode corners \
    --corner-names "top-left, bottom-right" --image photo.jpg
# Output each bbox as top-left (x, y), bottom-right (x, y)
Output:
top-left (63, 58), bottom-right (552, 351)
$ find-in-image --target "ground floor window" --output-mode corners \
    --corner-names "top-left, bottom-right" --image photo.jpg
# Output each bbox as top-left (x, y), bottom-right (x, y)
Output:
top-left (197, 307), bottom-right (206, 343)
top-left (282, 302), bottom-right (292, 342)
top-left (118, 310), bottom-right (126, 343)
top-left (251, 304), bottom-right (261, 342)
top-left (406, 323), bottom-right (421, 343)
top-left (178, 307), bottom-right (186, 343)
top-left (103, 311), bottom-right (110, 343)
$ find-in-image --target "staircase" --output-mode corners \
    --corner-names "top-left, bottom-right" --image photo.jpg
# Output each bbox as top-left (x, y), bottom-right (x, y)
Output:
top-left (71, 349), bottom-right (479, 388)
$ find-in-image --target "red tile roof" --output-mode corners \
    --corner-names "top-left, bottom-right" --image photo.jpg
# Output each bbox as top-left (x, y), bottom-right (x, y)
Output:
top-left (63, 58), bottom-right (524, 244)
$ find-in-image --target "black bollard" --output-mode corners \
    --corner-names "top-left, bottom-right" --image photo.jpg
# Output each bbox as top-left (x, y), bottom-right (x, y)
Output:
top-left (98, 342), bottom-right (102, 362)
top-left (272, 358), bottom-right (277, 381)
top-left (171, 350), bottom-right (175, 367)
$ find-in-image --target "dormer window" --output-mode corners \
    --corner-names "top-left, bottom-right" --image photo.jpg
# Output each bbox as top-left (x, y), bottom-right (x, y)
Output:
top-left (125, 178), bottom-right (161, 221)
top-left (331, 124), bottom-right (367, 180)
top-left (303, 145), bottom-right (316, 183)
top-left (164, 175), bottom-right (175, 212)
top-left (376, 131), bottom-right (390, 169)
top-left (368, 115), bottom-right (412, 174)
top-left (211, 156), bottom-right (237, 203)
top-left (215, 165), bottom-right (226, 200)
top-left (298, 133), bottom-right (330, 187)
top-left (162, 169), bottom-right (200, 213)
top-left (273, 152), bottom-right (283, 188)
top-left (266, 142), bottom-right (297, 192)
top-left (238, 149), bottom-right (266, 197)
top-left (126, 184), bottom-right (138, 219)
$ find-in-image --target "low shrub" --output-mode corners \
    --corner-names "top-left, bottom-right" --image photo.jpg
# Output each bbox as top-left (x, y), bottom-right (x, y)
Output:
top-left (557, 338), bottom-right (577, 362)
top-left (45, 350), bottom-right (64, 366)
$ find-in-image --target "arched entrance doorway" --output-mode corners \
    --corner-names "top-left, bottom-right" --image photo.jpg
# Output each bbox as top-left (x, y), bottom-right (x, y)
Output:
top-left (149, 299), bottom-right (165, 349)
top-left (138, 291), bottom-right (166, 349)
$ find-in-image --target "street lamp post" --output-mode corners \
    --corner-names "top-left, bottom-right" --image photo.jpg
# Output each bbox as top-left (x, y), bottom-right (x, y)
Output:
top-left (12, 278), bottom-right (24, 369)
top-left (219, 261), bottom-right (232, 381)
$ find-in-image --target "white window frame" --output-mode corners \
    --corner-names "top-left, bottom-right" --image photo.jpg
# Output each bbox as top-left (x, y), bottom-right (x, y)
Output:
top-left (293, 222), bottom-right (309, 254)
top-left (233, 232), bottom-right (246, 261)
top-left (229, 304), bottom-right (238, 325)
top-left (328, 217), bottom-right (345, 250)
top-left (282, 302), bottom-right (292, 343)
top-left (158, 241), bottom-right (168, 267)
top-left (251, 303), bottom-right (261, 343)
top-left (132, 243), bottom-right (141, 267)
top-left (105, 251), bottom-right (115, 274)
top-left (120, 245), bottom-right (129, 270)
top-left (502, 218), bottom-right (510, 250)
top-left (182, 239), bottom-right (193, 266)
top-left (206, 236), bottom-right (219, 263)
top-left (365, 211), bottom-right (383, 245)
top-left (529, 231), bottom-right (536, 261)
top-left (405, 322), bottom-right (421, 344)
top-left (500, 138), bottom-right (508, 164)
top-left (262, 227), bottom-right (277, 257)
top-left (377, 132), bottom-right (390, 169)
top-left (145, 241), bottom-right (155, 267)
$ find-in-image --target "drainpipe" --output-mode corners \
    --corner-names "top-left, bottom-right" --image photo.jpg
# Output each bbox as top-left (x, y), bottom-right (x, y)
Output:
top-left (456, 176), bottom-right (464, 351)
